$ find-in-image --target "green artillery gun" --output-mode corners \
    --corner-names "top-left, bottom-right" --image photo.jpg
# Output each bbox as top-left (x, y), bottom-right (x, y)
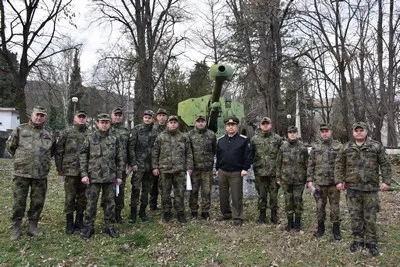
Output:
top-left (178, 64), bottom-right (254, 137)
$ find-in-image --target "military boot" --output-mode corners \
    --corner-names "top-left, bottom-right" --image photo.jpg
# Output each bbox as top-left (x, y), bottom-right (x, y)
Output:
top-left (10, 220), bottom-right (22, 241)
top-left (104, 227), bottom-right (119, 238)
top-left (294, 216), bottom-right (301, 232)
top-left (201, 212), bottom-right (210, 220)
top-left (28, 221), bottom-right (43, 237)
top-left (177, 212), bottom-right (187, 223)
top-left (115, 209), bottom-right (124, 224)
top-left (257, 209), bottom-right (267, 224)
top-left (271, 209), bottom-right (279, 225)
top-left (81, 227), bottom-right (94, 240)
top-left (66, 214), bottom-right (75, 235)
top-left (285, 216), bottom-right (294, 231)
top-left (162, 212), bottom-right (172, 223)
top-left (129, 207), bottom-right (137, 224)
top-left (366, 243), bottom-right (379, 257)
top-left (191, 211), bottom-right (198, 219)
top-left (332, 222), bottom-right (341, 240)
top-left (139, 205), bottom-right (148, 222)
top-left (314, 221), bottom-right (325, 238)
top-left (74, 213), bottom-right (84, 231)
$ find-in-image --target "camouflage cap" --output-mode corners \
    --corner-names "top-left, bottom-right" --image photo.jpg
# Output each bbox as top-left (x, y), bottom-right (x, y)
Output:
top-left (287, 126), bottom-right (298, 132)
top-left (96, 113), bottom-right (111, 121)
top-left (112, 107), bottom-right (123, 114)
top-left (143, 109), bottom-right (154, 117)
top-left (75, 109), bottom-right (87, 116)
top-left (167, 115), bottom-right (179, 122)
top-left (352, 121), bottom-right (368, 131)
top-left (319, 123), bottom-right (330, 130)
top-left (224, 116), bottom-right (239, 125)
top-left (32, 105), bottom-right (47, 115)
top-left (195, 115), bottom-right (206, 121)
top-left (157, 108), bottom-right (168, 115)
top-left (260, 116), bottom-right (271, 123)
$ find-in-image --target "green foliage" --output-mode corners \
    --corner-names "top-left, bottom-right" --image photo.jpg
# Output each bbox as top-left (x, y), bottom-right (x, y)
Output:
top-left (47, 105), bottom-right (66, 131)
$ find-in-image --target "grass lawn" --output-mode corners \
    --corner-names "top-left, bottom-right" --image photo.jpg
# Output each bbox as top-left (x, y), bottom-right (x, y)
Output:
top-left (0, 158), bottom-right (399, 266)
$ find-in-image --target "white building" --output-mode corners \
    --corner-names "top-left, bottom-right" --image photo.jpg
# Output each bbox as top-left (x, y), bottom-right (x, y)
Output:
top-left (0, 108), bottom-right (20, 132)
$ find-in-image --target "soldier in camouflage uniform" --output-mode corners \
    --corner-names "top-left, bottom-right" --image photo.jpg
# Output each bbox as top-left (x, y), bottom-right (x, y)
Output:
top-left (6, 106), bottom-right (56, 241)
top-left (150, 108), bottom-right (168, 210)
top-left (335, 122), bottom-right (391, 256)
top-left (152, 115), bottom-right (193, 223)
top-left (128, 110), bottom-right (158, 223)
top-left (187, 115), bottom-right (216, 220)
top-left (276, 126), bottom-right (308, 232)
top-left (251, 116), bottom-right (282, 224)
top-left (55, 109), bottom-right (90, 235)
top-left (307, 123), bottom-right (342, 240)
top-left (80, 113), bottom-right (123, 239)
top-left (109, 107), bottom-right (131, 223)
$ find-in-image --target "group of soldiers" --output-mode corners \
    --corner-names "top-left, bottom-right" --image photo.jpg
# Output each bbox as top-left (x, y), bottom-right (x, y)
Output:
top-left (6, 106), bottom-right (392, 257)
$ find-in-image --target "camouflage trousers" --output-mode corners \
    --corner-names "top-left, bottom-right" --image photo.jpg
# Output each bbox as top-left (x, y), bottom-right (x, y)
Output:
top-left (313, 185), bottom-right (340, 223)
top-left (282, 184), bottom-right (304, 217)
top-left (64, 176), bottom-right (87, 215)
top-left (150, 175), bottom-right (159, 208)
top-left (11, 176), bottom-right (47, 222)
top-left (114, 171), bottom-right (127, 211)
top-left (218, 170), bottom-right (243, 220)
top-left (130, 171), bottom-right (154, 208)
top-left (189, 170), bottom-right (212, 213)
top-left (255, 175), bottom-right (279, 211)
top-left (160, 172), bottom-right (185, 213)
top-left (346, 189), bottom-right (380, 244)
top-left (84, 183), bottom-right (116, 229)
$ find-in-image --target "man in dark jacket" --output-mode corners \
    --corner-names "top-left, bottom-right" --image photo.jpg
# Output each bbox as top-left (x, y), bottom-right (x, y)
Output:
top-left (216, 116), bottom-right (252, 226)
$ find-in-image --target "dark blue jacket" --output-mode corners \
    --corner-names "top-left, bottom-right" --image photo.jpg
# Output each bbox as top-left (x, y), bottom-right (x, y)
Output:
top-left (216, 132), bottom-right (252, 172)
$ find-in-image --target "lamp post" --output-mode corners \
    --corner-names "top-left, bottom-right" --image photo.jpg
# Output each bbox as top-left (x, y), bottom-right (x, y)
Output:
top-left (71, 96), bottom-right (78, 115)
top-left (286, 114), bottom-right (292, 126)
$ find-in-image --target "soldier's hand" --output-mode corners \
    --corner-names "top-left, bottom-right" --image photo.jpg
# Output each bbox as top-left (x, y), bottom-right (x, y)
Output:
top-left (153, 168), bottom-right (159, 176)
top-left (241, 170), bottom-right (248, 177)
top-left (307, 181), bottom-right (313, 189)
top-left (81, 176), bottom-right (90, 185)
top-left (380, 183), bottom-right (390, 191)
top-left (133, 165), bottom-right (138, 172)
top-left (336, 183), bottom-right (345, 191)
top-left (116, 178), bottom-right (122, 185)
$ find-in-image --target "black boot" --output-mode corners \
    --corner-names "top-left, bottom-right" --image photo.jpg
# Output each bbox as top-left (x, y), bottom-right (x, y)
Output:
top-left (294, 216), bottom-right (301, 232)
top-left (332, 222), bottom-right (341, 240)
top-left (366, 243), bottom-right (379, 257)
top-left (285, 216), bottom-right (294, 231)
top-left (104, 227), bottom-right (119, 238)
top-left (74, 213), bottom-right (84, 231)
top-left (81, 227), bottom-right (94, 240)
top-left (201, 212), bottom-right (210, 220)
top-left (162, 212), bottom-right (172, 223)
top-left (271, 209), bottom-right (279, 225)
top-left (191, 211), bottom-right (198, 219)
top-left (129, 208), bottom-right (137, 224)
top-left (257, 209), bottom-right (267, 224)
top-left (139, 205), bottom-right (148, 222)
top-left (66, 214), bottom-right (75, 235)
top-left (314, 221), bottom-right (325, 238)
top-left (177, 212), bottom-right (187, 223)
top-left (10, 220), bottom-right (22, 241)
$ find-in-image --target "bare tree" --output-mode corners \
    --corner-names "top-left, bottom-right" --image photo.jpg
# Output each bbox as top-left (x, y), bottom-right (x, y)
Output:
top-left (0, 0), bottom-right (76, 123)
top-left (93, 0), bottom-right (186, 123)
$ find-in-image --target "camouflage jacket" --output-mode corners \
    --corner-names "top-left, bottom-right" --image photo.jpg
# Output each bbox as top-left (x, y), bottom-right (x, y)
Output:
top-left (55, 124), bottom-right (89, 176)
top-left (154, 123), bottom-right (166, 135)
top-left (110, 123), bottom-right (130, 166)
top-left (6, 121), bottom-right (56, 179)
top-left (129, 123), bottom-right (158, 172)
top-left (307, 138), bottom-right (342, 185)
top-left (276, 139), bottom-right (308, 185)
top-left (152, 129), bottom-right (193, 173)
top-left (334, 138), bottom-right (392, 191)
top-left (251, 132), bottom-right (282, 176)
top-left (79, 129), bottom-right (123, 183)
top-left (187, 128), bottom-right (216, 171)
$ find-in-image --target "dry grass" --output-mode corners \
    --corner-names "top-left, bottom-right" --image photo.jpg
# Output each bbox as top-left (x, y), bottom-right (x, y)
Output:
top-left (0, 158), bottom-right (399, 266)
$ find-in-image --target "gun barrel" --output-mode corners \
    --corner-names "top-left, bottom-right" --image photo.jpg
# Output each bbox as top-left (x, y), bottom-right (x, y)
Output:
top-left (209, 64), bottom-right (233, 104)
